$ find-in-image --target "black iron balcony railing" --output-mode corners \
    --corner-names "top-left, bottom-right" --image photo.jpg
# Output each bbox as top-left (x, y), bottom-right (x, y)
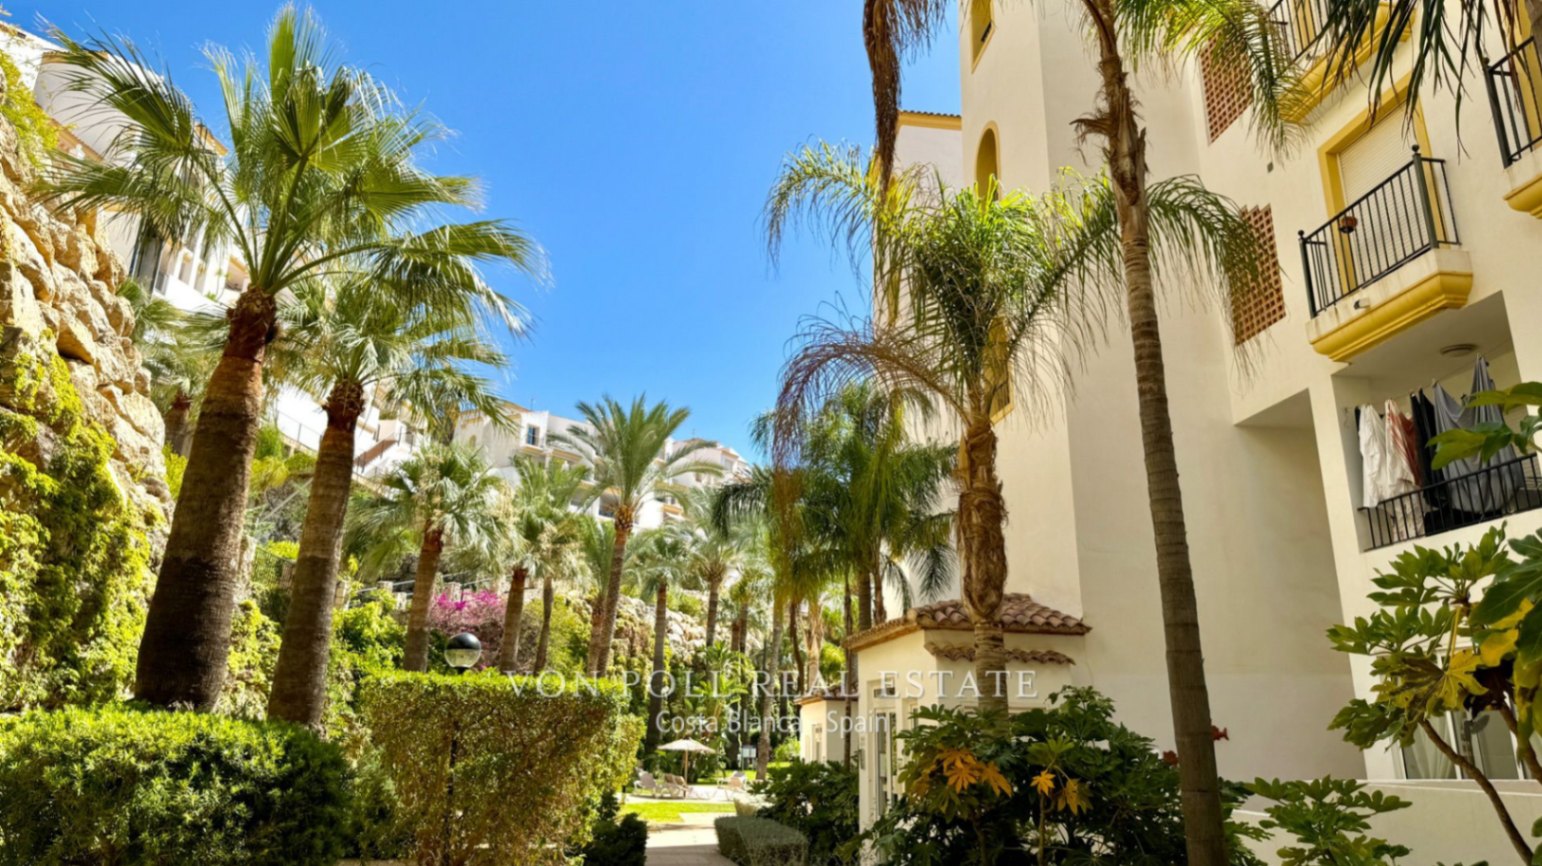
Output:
top-left (1484, 38), bottom-right (1542, 167)
top-left (1299, 148), bottom-right (1458, 317)
top-left (1361, 454), bottom-right (1542, 550)
top-left (1267, 0), bottom-right (1327, 63)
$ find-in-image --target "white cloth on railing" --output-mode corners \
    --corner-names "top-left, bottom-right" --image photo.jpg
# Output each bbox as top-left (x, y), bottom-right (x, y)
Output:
top-left (1360, 403), bottom-right (1417, 508)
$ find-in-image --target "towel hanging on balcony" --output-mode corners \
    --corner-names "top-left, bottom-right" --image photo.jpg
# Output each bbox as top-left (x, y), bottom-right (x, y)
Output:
top-left (1431, 357), bottom-right (1522, 514)
top-left (1359, 402), bottom-right (1417, 509)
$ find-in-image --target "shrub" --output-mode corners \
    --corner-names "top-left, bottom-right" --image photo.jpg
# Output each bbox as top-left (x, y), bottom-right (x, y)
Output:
top-left (752, 760), bottom-right (858, 864)
top-left (0, 706), bottom-right (351, 865)
top-left (715, 816), bottom-right (809, 866)
top-left (862, 687), bottom-right (1262, 866)
top-left (219, 599), bottom-right (282, 719)
top-left (360, 670), bottom-right (642, 865)
top-left (578, 792), bottom-right (648, 866)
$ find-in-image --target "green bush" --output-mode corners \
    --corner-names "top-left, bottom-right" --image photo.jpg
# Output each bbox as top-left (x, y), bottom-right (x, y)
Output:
top-left (715, 816), bottom-right (809, 866)
top-left (360, 670), bottom-right (642, 865)
top-left (752, 760), bottom-right (858, 864)
top-left (579, 792), bottom-right (648, 866)
top-left (219, 599), bottom-right (281, 719)
top-left (0, 706), bottom-right (351, 866)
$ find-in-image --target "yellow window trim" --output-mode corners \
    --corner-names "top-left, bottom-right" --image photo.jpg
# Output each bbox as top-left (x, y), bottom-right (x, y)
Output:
top-left (1315, 73), bottom-right (1432, 215)
top-left (1284, 3), bottom-right (1407, 123)
top-left (970, 0), bottom-right (995, 71)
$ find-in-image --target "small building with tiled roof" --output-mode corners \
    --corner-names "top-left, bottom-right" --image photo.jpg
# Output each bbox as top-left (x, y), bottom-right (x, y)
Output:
top-left (799, 593), bottom-right (1091, 775)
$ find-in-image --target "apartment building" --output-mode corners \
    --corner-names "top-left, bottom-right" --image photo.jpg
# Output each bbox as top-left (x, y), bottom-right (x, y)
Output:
top-left (455, 402), bottom-right (751, 530)
top-left (1, 22), bottom-right (426, 479)
top-left (819, 3), bottom-right (1542, 859)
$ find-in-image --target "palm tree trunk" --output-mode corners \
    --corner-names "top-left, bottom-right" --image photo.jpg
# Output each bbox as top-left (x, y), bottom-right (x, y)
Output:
top-left (402, 525), bottom-right (446, 672)
top-left (705, 578), bottom-right (721, 647)
top-left (267, 379), bottom-right (363, 726)
top-left (756, 601), bottom-right (784, 777)
top-left (873, 568), bottom-right (888, 624)
top-left (163, 391), bottom-right (192, 457)
top-left (498, 566), bottom-right (529, 673)
top-left (806, 595), bottom-right (822, 688)
top-left (645, 582), bottom-right (669, 754)
top-left (857, 568), bottom-right (874, 632)
top-left (135, 286), bottom-right (275, 710)
top-left (534, 575), bottom-right (555, 672)
top-left (588, 511), bottom-right (633, 675)
top-left (788, 599), bottom-right (805, 697)
top-left (843, 571), bottom-right (856, 768)
top-left (958, 416), bottom-right (1008, 713)
top-left (1087, 5), bottom-right (1226, 859)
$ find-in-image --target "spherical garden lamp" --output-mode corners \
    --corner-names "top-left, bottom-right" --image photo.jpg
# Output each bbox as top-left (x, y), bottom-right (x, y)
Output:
top-left (444, 632), bottom-right (482, 673)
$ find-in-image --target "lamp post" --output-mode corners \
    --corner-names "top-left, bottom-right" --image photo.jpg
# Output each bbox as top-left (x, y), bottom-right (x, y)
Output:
top-left (441, 632), bottom-right (480, 866)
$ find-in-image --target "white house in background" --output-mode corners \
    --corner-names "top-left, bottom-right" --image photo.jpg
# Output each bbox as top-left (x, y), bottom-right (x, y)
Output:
top-left (818, 2), bottom-right (1542, 860)
top-left (0, 21), bottom-right (426, 479)
top-left (455, 401), bottom-right (751, 531)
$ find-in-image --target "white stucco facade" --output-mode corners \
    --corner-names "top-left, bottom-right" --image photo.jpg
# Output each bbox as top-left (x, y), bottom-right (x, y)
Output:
top-left (818, 2), bottom-right (1542, 856)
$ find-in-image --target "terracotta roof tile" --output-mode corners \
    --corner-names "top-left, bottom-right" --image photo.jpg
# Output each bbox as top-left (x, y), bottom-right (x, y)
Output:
top-left (925, 642), bottom-right (1076, 665)
top-left (846, 593), bottom-right (1089, 652)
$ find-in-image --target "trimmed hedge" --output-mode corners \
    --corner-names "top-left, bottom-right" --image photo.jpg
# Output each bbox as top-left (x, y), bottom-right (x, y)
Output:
top-left (0, 706), bottom-right (351, 866)
top-left (360, 671), bottom-right (642, 866)
top-left (715, 816), bottom-right (809, 866)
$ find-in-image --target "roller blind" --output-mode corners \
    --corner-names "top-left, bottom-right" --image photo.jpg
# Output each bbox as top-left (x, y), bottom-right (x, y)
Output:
top-left (1338, 117), bottom-right (1413, 203)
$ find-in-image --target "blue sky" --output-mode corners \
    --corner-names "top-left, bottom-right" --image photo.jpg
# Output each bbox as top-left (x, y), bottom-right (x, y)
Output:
top-left (10, 1), bottom-right (960, 456)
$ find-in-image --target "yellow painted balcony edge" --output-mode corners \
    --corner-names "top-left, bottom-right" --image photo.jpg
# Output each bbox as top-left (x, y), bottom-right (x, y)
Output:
top-left (1283, 5), bottom-right (1400, 124)
top-left (1310, 270), bottom-right (1474, 361)
top-left (1504, 169), bottom-right (1542, 218)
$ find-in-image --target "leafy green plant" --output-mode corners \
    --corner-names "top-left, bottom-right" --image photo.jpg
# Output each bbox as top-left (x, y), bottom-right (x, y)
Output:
top-left (579, 792), bottom-right (648, 866)
top-left (0, 705), bottom-right (351, 865)
top-left (0, 29), bottom-right (58, 166)
top-left (861, 688), bottom-right (1261, 866)
top-left (751, 760), bottom-right (859, 864)
top-left (714, 816), bottom-right (810, 866)
top-left (359, 671), bottom-right (641, 865)
top-left (1248, 777), bottom-right (1412, 866)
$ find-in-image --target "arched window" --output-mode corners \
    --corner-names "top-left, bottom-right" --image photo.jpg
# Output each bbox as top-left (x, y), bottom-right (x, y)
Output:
top-left (975, 126), bottom-right (1000, 197)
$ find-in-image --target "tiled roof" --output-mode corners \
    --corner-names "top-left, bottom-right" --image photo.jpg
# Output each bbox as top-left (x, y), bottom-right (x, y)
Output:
top-left (794, 686), bottom-right (855, 707)
top-left (925, 642), bottom-right (1075, 665)
top-left (846, 593), bottom-right (1089, 652)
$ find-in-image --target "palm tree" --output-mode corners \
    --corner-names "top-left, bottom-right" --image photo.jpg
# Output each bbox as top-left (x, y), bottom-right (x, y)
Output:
top-left (119, 279), bottom-right (218, 456)
top-left (43, 9), bottom-right (542, 709)
top-left (352, 443), bottom-right (504, 672)
top-left (679, 488), bottom-right (748, 648)
top-left (265, 277), bottom-right (516, 725)
top-left (566, 516), bottom-right (621, 673)
top-left (552, 396), bottom-right (719, 675)
top-left (856, 2), bottom-right (1285, 857)
top-left (631, 526), bottom-right (702, 754)
top-left (493, 455), bottom-right (589, 674)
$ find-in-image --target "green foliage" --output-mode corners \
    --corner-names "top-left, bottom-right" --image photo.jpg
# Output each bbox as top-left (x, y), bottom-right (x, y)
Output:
top-left (359, 670), bottom-right (642, 865)
top-left (0, 705), bottom-right (351, 865)
top-left (0, 39), bottom-right (58, 166)
top-left (1248, 777), bottom-right (1412, 866)
top-left (752, 760), bottom-right (859, 864)
top-left (673, 591), bottom-right (705, 618)
top-left (0, 344), bottom-right (158, 710)
top-left (861, 688), bottom-right (1261, 866)
top-left (579, 792), bottom-right (648, 866)
top-left (218, 599), bottom-right (281, 719)
top-left (714, 816), bottom-right (810, 866)
top-left (161, 445), bottom-right (186, 498)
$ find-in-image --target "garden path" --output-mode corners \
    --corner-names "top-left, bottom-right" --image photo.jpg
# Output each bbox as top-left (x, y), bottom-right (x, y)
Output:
top-left (645, 811), bottom-right (733, 866)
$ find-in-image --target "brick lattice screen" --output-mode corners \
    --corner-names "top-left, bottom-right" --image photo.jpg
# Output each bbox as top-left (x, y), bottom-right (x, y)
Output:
top-left (1201, 45), bottom-right (1251, 141)
top-left (1231, 206), bottom-right (1285, 345)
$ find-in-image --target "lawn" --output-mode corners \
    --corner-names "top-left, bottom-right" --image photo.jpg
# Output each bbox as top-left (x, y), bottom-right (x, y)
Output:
top-left (621, 800), bottom-right (736, 825)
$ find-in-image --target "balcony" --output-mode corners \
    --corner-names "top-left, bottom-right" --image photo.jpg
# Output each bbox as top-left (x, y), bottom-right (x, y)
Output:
top-left (1483, 37), bottom-right (1542, 217)
top-left (1361, 454), bottom-right (1542, 549)
top-left (1269, 0), bottom-right (1400, 122)
top-left (1301, 149), bottom-right (1473, 361)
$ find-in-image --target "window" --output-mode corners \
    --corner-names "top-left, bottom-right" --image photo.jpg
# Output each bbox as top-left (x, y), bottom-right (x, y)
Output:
top-left (1230, 206), bottom-right (1285, 344)
top-left (1201, 42), bottom-right (1251, 141)
top-left (970, 0), bottom-right (994, 64)
top-left (1403, 709), bottom-right (1528, 781)
top-left (975, 126), bottom-right (1000, 198)
top-left (525, 426), bottom-right (540, 446)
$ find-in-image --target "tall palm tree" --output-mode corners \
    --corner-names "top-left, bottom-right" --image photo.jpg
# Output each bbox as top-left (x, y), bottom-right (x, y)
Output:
top-left (351, 443), bottom-right (504, 671)
top-left (43, 9), bottom-right (542, 709)
top-left (857, 2), bottom-right (1285, 858)
top-left (564, 516), bottom-right (622, 673)
top-left (679, 487), bottom-right (748, 648)
top-left (493, 455), bottom-right (589, 674)
top-left (265, 277), bottom-right (516, 725)
top-left (552, 396), bottom-right (719, 675)
top-left (765, 146), bottom-right (1260, 728)
top-left (631, 526), bottom-right (702, 754)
